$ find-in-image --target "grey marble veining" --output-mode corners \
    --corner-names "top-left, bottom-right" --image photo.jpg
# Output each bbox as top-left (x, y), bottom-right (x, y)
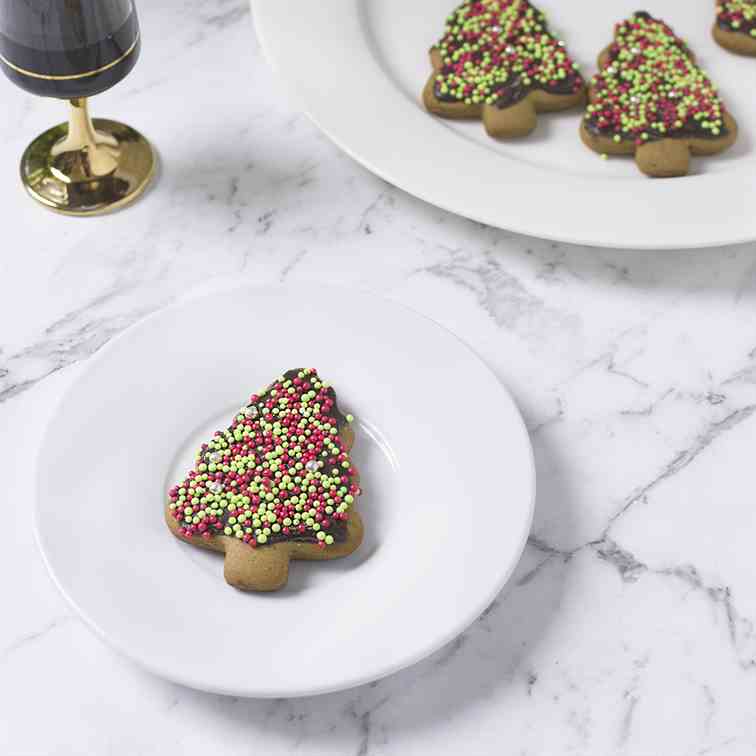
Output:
top-left (3, 1), bottom-right (756, 754)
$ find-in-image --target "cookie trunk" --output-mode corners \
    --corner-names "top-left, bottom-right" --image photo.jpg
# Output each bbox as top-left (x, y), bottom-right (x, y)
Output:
top-left (635, 139), bottom-right (690, 178)
top-left (483, 98), bottom-right (536, 138)
top-left (223, 538), bottom-right (290, 591)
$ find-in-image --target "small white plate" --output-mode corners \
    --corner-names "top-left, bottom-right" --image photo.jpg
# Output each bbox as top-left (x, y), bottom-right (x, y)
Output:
top-left (35, 285), bottom-right (534, 697)
top-left (254, 0), bottom-right (756, 249)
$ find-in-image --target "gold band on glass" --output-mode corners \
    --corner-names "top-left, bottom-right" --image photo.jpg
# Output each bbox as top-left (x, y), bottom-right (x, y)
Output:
top-left (0, 33), bottom-right (139, 81)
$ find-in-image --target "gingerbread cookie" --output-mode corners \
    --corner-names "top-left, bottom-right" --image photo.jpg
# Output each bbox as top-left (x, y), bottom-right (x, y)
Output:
top-left (423, 0), bottom-right (585, 138)
top-left (714, 1), bottom-right (756, 55)
top-left (581, 12), bottom-right (737, 178)
top-left (166, 368), bottom-right (363, 592)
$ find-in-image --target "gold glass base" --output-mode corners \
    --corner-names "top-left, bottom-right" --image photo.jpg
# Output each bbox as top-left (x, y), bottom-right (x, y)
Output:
top-left (20, 97), bottom-right (155, 216)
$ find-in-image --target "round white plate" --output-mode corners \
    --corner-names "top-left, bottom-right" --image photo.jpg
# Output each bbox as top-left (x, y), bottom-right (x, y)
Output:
top-left (254, 0), bottom-right (756, 249)
top-left (35, 285), bottom-right (534, 697)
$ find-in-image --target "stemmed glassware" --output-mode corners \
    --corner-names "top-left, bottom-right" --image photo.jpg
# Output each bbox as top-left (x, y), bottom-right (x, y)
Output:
top-left (0, 0), bottom-right (155, 214)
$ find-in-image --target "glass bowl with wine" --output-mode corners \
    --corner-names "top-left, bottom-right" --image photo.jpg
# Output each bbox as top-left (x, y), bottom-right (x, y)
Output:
top-left (0, 0), bottom-right (155, 215)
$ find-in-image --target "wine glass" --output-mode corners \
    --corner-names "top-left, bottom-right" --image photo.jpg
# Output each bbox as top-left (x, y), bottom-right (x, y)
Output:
top-left (0, 0), bottom-right (155, 215)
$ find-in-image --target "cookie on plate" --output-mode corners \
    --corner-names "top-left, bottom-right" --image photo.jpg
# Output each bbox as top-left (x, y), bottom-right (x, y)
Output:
top-left (713, 1), bottom-right (756, 55)
top-left (581, 11), bottom-right (737, 177)
top-left (423, 0), bottom-right (585, 138)
top-left (166, 368), bottom-right (363, 592)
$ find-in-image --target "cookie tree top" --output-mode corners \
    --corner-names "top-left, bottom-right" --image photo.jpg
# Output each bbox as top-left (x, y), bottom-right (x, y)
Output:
top-left (432, 0), bottom-right (584, 107)
top-left (585, 12), bottom-right (730, 146)
top-left (168, 369), bottom-right (360, 549)
top-left (716, 1), bottom-right (756, 38)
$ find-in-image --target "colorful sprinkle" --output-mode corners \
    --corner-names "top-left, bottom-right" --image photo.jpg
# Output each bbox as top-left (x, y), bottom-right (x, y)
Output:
top-left (585, 12), bottom-right (729, 143)
top-left (168, 369), bottom-right (360, 549)
top-left (432, 0), bottom-right (583, 108)
top-left (717, 1), bottom-right (756, 35)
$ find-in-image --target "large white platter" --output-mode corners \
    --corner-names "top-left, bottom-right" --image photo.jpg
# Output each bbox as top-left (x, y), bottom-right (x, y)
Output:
top-left (34, 285), bottom-right (535, 697)
top-left (254, 0), bottom-right (756, 249)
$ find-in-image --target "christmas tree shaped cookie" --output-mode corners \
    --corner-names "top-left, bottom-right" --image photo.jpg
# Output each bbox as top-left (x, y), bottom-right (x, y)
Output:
top-left (423, 0), bottom-right (585, 138)
top-left (166, 369), bottom-right (363, 591)
top-left (714, 1), bottom-right (756, 55)
top-left (581, 12), bottom-right (738, 177)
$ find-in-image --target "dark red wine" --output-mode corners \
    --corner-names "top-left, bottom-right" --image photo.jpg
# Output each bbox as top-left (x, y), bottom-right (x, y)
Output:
top-left (0, 0), bottom-right (139, 98)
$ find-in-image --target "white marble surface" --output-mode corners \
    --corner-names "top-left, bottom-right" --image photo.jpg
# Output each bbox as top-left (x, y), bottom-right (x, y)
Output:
top-left (3, 1), bottom-right (756, 754)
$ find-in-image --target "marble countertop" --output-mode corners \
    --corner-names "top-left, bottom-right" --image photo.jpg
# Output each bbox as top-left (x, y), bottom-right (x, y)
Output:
top-left (3, 2), bottom-right (756, 754)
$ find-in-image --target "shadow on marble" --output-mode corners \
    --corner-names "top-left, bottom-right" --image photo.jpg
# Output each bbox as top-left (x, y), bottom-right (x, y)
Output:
top-left (530, 240), bottom-right (756, 297)
top-left (166, 134), bottom-right (320, 203)
top-left (418, 214), bottom-right (756, 300)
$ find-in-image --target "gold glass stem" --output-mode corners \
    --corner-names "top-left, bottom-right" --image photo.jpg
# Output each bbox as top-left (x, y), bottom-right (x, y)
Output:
top-left (49, 97), bottom-right (119, 179)
top-left (20, 97), bottom-right (156, 216)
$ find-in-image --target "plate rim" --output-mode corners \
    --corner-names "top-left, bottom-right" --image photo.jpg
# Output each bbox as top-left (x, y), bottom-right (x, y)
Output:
top-left (33, 283), bottom-right (536, 697)
top-left (252, 0), bottom-right (756, 251)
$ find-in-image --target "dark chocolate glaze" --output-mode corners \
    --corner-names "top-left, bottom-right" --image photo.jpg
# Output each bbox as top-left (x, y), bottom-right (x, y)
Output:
top-left (435, 70), bottom-right (582, 108)
top-left (584, 118), bottom-right (729, 143)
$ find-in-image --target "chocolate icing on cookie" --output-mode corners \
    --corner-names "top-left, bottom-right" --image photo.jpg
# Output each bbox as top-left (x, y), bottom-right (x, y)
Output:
top-left (432, 0), bottom-right (584, 109)
top-left (716, 1), bottom-right (756, 37)
top-left (585, 11), bottom-right (729, 145)
top-left (167, 369), bottom-right (360, 550)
